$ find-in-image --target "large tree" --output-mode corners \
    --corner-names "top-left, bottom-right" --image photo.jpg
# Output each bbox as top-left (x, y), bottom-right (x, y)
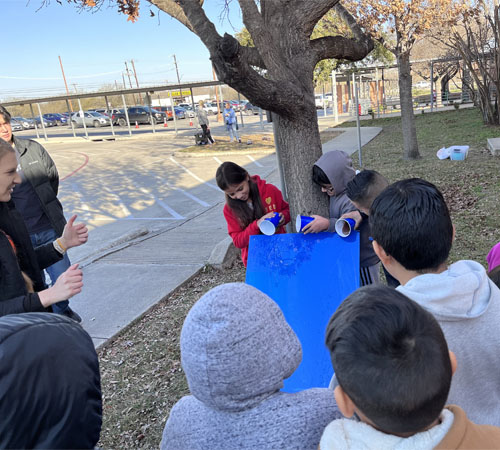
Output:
top-left (346, 0), bottom-right (458, 160)
top-left (58, 0), bottom-right (373, 219)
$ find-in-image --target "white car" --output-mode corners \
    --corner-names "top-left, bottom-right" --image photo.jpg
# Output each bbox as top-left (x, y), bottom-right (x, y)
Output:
top-left (71, 111), bottom-right (111, 128)
top-left (203, 102), bottom-right (220, 115)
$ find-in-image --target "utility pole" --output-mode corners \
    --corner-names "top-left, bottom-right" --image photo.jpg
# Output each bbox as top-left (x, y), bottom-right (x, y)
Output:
top-left (124, 61), bottom-right (137, 104)
top-left (172, 54), bottom-right (181, 85)
top-left (58, 55), bottom-right (73, 112)
top-left (130, 59), bottom-right (142, 103)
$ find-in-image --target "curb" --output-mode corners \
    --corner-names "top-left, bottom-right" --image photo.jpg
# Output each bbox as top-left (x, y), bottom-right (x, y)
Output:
top-left (208, 236), bottom-right (240, 269)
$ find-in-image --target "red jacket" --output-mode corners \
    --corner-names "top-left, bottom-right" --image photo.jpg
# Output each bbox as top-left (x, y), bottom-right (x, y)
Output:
top-left (223, 175), bottom-right (290, 266)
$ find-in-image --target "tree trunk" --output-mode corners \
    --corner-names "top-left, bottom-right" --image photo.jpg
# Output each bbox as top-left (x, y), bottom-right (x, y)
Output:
top-left (397, 51), bottom-right (420, 159)
top-left (273, 109), bottom-right (329, 227)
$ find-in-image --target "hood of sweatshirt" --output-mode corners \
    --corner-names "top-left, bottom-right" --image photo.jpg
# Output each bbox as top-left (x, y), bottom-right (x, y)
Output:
top-left (0, 312), bottom-right (102, 449)
top-left (319, 409), bottom-right (454, 450)
top-left (487, 242), bottom-right (500, 272)
top-left (314, 150), bottom-right (355, 195)
top-left (180, 283), bottom-right (302, 412)
top-left (397, 260), bottom-right (494, 321)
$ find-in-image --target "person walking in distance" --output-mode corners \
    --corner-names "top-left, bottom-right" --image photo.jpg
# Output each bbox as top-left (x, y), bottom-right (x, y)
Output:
top-left (224, 102), bottom-right (241, 143)
top-left (196, 101), bottom-right (215, 145)
top-left (0, 105), bottom-right (83, 322)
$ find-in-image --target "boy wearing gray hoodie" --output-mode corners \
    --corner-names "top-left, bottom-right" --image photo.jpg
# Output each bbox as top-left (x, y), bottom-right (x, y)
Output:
top-left (370, 178), bottom-right (500, 427)
top-left (161, 283), bottom-right (341, 450)
top-left (303, 150), bottom-right (380, 285)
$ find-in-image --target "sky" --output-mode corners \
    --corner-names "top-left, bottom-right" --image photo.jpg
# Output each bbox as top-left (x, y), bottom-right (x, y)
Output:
top-left (1, 0), bottom-right (244, 101)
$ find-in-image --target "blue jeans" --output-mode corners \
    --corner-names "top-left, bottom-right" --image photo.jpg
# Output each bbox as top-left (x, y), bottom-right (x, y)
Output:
top-left (226, 122), bottom-right (240, 142)
top-left (30, 228), bottom-right (71, 314)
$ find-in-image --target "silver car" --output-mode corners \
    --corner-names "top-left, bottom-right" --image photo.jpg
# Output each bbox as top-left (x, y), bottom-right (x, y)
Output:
top-left (10, 119), bottom-right (23, 132)
top-left (13, 117), bottom-right (35, 129)
top-left (71, 111), bottom-right (111, 128)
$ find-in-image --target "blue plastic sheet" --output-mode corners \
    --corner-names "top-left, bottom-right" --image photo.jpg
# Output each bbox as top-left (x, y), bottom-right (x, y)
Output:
top-left (246, 232), bottom-right (360, 392)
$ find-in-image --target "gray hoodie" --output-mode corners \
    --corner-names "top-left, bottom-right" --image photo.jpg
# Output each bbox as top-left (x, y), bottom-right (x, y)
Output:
top-left (314, 151), bottom-right (378, 267)
top-left (161, 283), bottom-right (341, 449)
top-left (397, 260), bottom-right (500, 426)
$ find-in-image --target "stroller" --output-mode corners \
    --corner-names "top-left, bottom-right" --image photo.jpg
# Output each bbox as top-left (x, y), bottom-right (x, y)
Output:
top-left (194, 131), bottom-right (209, 145)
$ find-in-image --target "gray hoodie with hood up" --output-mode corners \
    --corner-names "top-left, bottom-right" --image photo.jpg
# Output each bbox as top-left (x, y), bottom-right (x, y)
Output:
top-left (161, 283), bottom-right (341, 449)
top-left (314, 150), bottom-right (378, 268)
top-left (398, 260), bottom-right (500, 427)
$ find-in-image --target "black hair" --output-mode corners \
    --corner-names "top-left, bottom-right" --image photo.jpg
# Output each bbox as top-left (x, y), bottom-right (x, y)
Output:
top-left (0, 105), bottom-right (11, 123)
top-left (369, 178), bottom-right (453, 272)
top-left (488, 266), bottom-right (500, 289)
top-left (215, 162), bottom-right (265, 228)
top-left (346, 170), bottom-right (389, 209)
top-left (326, 285), bottom-right (451, 435)
top-left (312, 164), bottom-right (330, 186)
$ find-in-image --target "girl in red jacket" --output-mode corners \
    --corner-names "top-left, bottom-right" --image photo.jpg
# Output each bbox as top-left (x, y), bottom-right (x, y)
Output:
top-left (216, 162), bottom-right (290, 266)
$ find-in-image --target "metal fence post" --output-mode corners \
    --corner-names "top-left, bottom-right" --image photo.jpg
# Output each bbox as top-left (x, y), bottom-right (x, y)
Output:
top-left (77, 99), bottom-right (89, 140)
top-left (105, 95), bottom-right (115, 137)
top-left (36, 103), bottom-right (48, 141)
top-left (66, 99), bottom-right (76, 138)
top-left (121, 94), bottom-right (132, 136)
top-left (30, 104), bottom-right (40, 139)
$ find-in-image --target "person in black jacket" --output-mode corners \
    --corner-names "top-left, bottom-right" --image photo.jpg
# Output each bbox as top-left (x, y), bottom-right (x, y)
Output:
top-left (0, 312), bottom-right (102, 448)
top-left (0, 105), bottom-right (83, 322)
top-left (0, 137), bottom-right (87, 316)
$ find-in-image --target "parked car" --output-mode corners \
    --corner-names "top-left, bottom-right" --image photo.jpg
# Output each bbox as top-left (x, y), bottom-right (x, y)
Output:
top-left (91, 108), bottom-right (122, 124)
top-left (202, 102), bottom-right (220, 115)
top-left (43, 113), bottom-right (67, 126)
top-left (34, 116), bottom-right (56, 127)
top-left (241, 103), bottom-right (260, 115)
top-left (180, 105), bottom-right (196, 118)
top-left (156, 106), bottom-right (186, 120)
top-left (229, 100), bottom-right (241, 111)
top-left (113, 106), bottom-right (167, 126)
top-left (71, 111), bottom-right (111, 128)
top-left (10, 119), bottom-right (23, 132)
top-left (12, 117), bottom-right (35, 129)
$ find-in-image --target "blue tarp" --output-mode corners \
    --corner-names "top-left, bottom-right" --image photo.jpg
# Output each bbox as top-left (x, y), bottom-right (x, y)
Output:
top-left (246, 232), bottom-right (360, 392)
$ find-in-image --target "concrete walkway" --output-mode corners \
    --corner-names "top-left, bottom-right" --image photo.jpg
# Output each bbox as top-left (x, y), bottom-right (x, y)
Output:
top-left (69, 118), bottom-right (381, 348)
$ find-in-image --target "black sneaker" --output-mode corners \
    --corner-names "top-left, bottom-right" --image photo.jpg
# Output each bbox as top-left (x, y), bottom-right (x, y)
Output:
top-left (60, 307), bottom-right (82, 323)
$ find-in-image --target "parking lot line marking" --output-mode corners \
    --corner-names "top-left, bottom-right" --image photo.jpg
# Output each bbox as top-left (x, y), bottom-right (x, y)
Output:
top-left (60, 152), bottom-right (90, 181)
top-left (169, 156), bottom-right (220, 191)
top-left (213, 157), bottom-right (223, 165)
top-left (164, 181), bottom-right (211, 207)
top-left (102, 186), bottom-right (134, 218)
top-left (134, 183), bottom-right (185, 220)
top-left (247, 155), bottom-right (264, 167)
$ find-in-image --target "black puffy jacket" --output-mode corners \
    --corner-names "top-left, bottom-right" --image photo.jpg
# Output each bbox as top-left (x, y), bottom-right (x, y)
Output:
top-left (13, 136), bottom-right (66, 236)
top-left (0, 201), bottom-right (62, 316)
top-left (0, 313), bottom-right (102, 448)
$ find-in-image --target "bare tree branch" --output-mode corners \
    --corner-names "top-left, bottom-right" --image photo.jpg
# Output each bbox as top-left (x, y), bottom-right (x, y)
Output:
top-left (293, 0), bottom-right (341, 36)
top-left (149, 0), bottom-right (203, 31)
top-left (311, 35), bottom-right (374, 64)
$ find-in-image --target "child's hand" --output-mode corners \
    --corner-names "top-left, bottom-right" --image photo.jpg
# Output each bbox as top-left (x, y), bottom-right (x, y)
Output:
top-left (340, 211), bottom-right (363, 229)
top-left (257, 212), bottom-right (277, 226)
top-left (303, 215), bottom-right (329, 234)
top-left (278, 213), bottom-right (285, 226)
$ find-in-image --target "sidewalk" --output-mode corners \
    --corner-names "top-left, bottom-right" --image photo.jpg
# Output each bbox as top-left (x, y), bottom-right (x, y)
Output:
top-left (70, 119), bottom-right (381, 348)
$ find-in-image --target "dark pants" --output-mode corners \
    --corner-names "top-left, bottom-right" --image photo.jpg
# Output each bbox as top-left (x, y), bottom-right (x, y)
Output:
top-left (201, 124), bottom-right (214, 144)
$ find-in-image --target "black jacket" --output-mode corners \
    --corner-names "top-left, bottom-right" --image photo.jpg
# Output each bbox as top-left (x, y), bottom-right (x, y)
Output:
top-left (13, 136), bottom-right (66, 236)
top-left (0, 201), bottom-right (62, 316)
top-left (0, 313), bottom-right (102, 448)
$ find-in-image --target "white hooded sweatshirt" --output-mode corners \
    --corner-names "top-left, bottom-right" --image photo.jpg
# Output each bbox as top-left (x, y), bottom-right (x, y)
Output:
top-left (397, 260), bottom-right (500, 426)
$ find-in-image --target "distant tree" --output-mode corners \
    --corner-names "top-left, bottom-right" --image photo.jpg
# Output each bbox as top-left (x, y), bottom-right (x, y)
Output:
top-left (347, 0), bottom-right (458, 160)
top-left (54, 0), bottom-right (373, 219)
top-left (436, 0), bottom-right (500, 125)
